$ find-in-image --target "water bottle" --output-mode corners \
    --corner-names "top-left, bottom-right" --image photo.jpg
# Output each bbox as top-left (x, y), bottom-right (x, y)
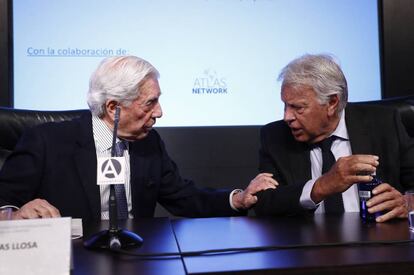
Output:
top-left (357, 175), bottom-right (382, 222)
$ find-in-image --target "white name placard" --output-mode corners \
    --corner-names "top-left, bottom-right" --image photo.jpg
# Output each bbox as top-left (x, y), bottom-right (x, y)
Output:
top-left (97, 156), bottom-right (126, 185)
top-left (0, 217), bottom-right (71, 275)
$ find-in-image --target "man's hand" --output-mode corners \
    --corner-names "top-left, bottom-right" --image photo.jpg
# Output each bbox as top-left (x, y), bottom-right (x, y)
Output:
top-left (365, 183), bottom-right (407, 222)
top-left (232, 173), bottom-right (278, 210)
top-left (12, 199), bottom-right (61, 219)
top-left (311, 154), bottom-right (379, 203)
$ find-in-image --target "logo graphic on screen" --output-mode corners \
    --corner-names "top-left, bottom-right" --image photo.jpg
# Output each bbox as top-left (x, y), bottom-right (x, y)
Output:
top-left (101, 159), bottom-right (122, 179)
top-left (192, 68), bottom-right (228, 94)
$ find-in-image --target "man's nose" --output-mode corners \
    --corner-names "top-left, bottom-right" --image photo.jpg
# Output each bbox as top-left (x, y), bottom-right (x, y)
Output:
top-left (283, 108), bottom-right (295, 123)
top-left (153, 102), bottom-right (162, 118)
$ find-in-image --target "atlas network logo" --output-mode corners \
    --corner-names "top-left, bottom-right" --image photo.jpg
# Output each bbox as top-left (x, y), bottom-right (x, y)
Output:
top-left (101, 159), bottom-right (122, 179)
top-left (192, 68), bottom-right (228, 95)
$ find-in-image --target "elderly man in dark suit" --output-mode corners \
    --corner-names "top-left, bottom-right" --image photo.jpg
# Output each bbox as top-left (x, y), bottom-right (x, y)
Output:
top-left (255, 54), bottom-right (414, 222)
top-left (0, 55), bottom-right (277, 220)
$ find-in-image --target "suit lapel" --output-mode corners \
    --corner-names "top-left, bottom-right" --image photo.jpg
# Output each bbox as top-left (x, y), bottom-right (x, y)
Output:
top-left (276, 123), bottom-right (312, 184)
top-left (346, 105), bottom-right (374, 154)
top-left (73, 114), bottom-right (101, 219)
top-left (289, 141), bottom-right (312, 183)
top-left (128, 141), bottom-right (149, 217)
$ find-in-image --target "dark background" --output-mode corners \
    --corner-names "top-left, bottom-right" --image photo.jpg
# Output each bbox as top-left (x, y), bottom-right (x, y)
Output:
top-left (0, 0), bottom-right (413, 216)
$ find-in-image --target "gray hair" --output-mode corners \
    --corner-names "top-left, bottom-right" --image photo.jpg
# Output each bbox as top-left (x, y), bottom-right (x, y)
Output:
top-left (87, 55), bottom-right (160, 117)
top-left (278, 54), bottom-right (348, 113)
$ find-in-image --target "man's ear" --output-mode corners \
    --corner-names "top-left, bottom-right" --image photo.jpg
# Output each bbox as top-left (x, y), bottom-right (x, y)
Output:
top-left (105, 100), bottom-right (119, 121)
top-left (327, 94), bottom-right (339, 116)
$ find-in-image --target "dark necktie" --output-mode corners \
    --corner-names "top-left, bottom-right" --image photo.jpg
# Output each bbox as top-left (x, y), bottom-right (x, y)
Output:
top-left (317, 136), bottom-right (345, 214)
top-left (113, 141), bottom-right (129, 219)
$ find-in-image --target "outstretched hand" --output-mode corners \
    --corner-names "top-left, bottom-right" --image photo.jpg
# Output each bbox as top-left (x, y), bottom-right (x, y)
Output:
top-left (232, 173), bottom-right (278, 210)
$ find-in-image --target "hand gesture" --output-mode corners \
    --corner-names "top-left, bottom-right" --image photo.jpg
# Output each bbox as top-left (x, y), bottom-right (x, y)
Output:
top-left (232, 173), bottom-right (278, 209)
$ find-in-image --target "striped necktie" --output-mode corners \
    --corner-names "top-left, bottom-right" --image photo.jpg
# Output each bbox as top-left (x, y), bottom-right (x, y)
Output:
top-left (113, 141), bottom-right (129, 219)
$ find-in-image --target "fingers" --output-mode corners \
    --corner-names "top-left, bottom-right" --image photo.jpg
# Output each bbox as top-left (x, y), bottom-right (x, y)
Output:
top-left (347, 174), bottom-right (374, 184)
top-left (352, 154), bottom-right (379, 165)
top-left (246, 173), bottom-right (278, 193)
top-left (233, 173), bottom-right (279, 210)
top-left (375, 204), bottom-right (407, 222)
top-left (235, 192), bottom-right (259, 210)
top-left (367, 183), bottom-right (401, 207)
top-left (372, 182), bottom-right (394, 196)
top-left (242, 195), bottom-right (258, 209)
top-left (321, 155), bottom-right (379, 193)
top-left (252, 173), bottom-right (278, 185)
top-left (335, 155), bottom-right (379, 177)
top-left (13, 199), bottom-right (61, 219)
top-left (365, 183), bottom-right (407, 222)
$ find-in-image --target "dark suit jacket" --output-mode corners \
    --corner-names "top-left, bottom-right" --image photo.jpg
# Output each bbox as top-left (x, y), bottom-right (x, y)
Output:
top-left (255, 104), bottom-right (414, 216)
top-left (0, 113), bottom-right (240, 220)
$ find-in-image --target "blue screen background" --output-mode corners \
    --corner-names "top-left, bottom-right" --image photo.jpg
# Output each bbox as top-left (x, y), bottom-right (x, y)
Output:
top-left (13, 0), bottom-right (380, 126)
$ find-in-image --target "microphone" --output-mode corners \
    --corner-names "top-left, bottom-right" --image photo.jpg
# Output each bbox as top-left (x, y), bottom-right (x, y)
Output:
top-left (108, 106), bottom-right (121, 235)
top-left (84, 106), bottom-right (143, 250)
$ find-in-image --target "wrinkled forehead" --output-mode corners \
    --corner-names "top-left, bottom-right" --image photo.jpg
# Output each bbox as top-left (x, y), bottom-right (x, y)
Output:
top-left (136, 77), bottom-right (161, 99)
top-left (281, 84), bottom-right (316, 100)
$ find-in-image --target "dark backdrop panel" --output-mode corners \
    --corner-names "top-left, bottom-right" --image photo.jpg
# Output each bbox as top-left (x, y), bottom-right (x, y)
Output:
top-left (0, 0), bottom-right (12, 107)
top-left (381, 0), bottom-right (414, 98)
top-left (154, 126), bottom-right (261, 217)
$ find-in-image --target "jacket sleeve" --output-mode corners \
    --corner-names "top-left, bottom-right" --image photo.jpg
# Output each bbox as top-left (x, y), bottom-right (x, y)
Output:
top-left (254, 124), bottom-right (312, 217)
top-left (155, 133), bottom-right (244, 218)
top-left (395, 109), bottom-right (414, 191)
top-left (0, 127), bottom-right (46, 207)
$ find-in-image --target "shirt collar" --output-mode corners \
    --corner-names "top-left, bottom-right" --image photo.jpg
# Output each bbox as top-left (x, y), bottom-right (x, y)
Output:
top-left (330, 110), bottom-right (349, 141)
top-left (92, 115), bottom-right (120, 153)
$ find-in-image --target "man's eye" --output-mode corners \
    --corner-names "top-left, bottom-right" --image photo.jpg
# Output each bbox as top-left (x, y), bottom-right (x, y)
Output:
top-left (294, 106), bottom-right (305, 113)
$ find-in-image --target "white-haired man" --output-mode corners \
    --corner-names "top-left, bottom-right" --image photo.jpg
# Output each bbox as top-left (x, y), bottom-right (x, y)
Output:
top-left (0, 55), bottom-right (277, 220)
top-left (255, 54), bottom-right (414, 222)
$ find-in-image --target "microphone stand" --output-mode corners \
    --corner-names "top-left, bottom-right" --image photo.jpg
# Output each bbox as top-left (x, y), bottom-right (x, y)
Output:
top-left (84, 106), bottom-right (143, 250)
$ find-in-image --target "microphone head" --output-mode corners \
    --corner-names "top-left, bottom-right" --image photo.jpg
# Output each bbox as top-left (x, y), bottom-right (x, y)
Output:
top-left (111, 106), bottom-right (121, 157)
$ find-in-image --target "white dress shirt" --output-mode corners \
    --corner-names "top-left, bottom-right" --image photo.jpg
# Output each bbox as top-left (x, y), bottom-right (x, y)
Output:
top-left (299, 110), bottom-right (360, 213)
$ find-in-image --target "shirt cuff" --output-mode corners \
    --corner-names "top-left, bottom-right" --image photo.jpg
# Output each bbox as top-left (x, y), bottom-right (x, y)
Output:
top-left (229, 189), bottom-right (243, 211)
top-left (0, 205), bottom-right (19, 211)
top-left (299, 179), bottom-right (321, 210)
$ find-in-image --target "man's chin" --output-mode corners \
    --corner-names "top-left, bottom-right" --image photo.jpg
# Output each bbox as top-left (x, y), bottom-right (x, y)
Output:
top-left (122, 131), bottom-right (149, 142)
top-left (291, 132), bottom-right (309, 143)
top-left (135, 132), bottom-right (150, 140)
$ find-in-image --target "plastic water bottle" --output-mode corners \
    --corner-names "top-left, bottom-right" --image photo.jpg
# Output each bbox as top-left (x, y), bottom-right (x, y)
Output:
top-left (357, 175), bottom-right (382, 222)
